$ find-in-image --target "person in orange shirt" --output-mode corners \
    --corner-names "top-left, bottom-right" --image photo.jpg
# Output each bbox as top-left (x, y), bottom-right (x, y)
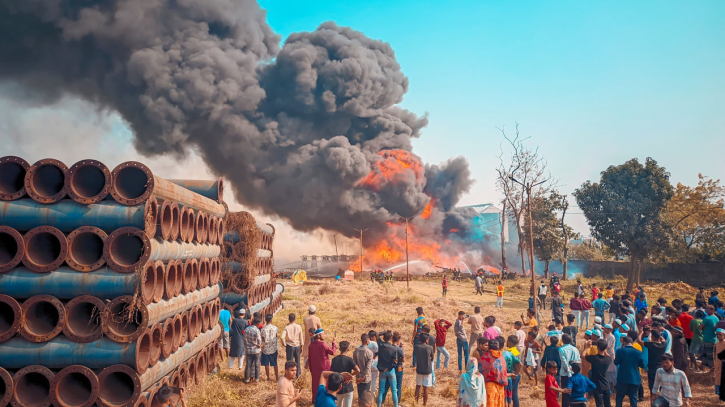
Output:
top-left (666, 307), bottom-right (682, 327)
top-left (496, 283), bottom-right (504, 309)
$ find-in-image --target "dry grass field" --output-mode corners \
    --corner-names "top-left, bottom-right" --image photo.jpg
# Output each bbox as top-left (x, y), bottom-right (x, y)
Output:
top-left (187, 275), bottom-right (723, 407)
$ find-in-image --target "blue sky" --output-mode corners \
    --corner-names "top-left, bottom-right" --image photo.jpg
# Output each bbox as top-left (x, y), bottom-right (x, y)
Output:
top-left (260, 0), bottom-right (725, 234)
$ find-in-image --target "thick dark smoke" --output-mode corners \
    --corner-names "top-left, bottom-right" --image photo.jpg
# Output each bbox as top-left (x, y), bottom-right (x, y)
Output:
top-left (0, 0), bottom-right (473, 241)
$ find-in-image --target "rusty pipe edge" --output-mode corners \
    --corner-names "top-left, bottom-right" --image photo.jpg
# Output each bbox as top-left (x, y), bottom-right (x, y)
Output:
top-left (182, 259), bottom-right (197, 294)
top-left (97, 365), bottom-right (141, 407)
top-left (163, 262), bottom-right (177, 300)
top-left (24, 159), bottom-right (68, 204)
top-left (195, 349), bottom-right (207, 384)
top-left (66, 159), bottom-right (112, 205)
top-left (170, 203), bottom-right (180, 242)
top-left (197, 258), bottom-right (210, 288)
top-left (160, 318), bottom-right (174, 360)
top-left (102, 296), bottom-right (149, 343)
top-left (149, 323), bottom-right (162, 367)
top-left (179, 312), bottom-right (189, 345)
top-left (178, 207), bottom-right (189, 242)
top-left (155, 200), bottom-right (173, 241)
top-left (173, 260), bottom-right (184, 297)
top-left (0, 156), bottom-right (30, 201)
top-left (187, 308), bottom-right (198, 342)
top-left (0, 367), bottom-right (13, 407)
top-left (0, 294), bottom-right (21, 343)
top-left (176, 363), bottom-right (188, 389)
top-left (22, 226), bottom-right (68, 273)
top-left (0, 226), bottom-right (24, 273)
top-left (193, 212), bottom-right (204, 244)
top-left (20, 295), bottom-right (66, 343)
top-left (203, 213), bottom-right (211, 244)
top-left (139, 262), bottom-right (156, 306)
top-left (51, 365), bottom-right (99, 407)
top-left (186, 359), bottom-right (197, 387)
top-left (110, 163), bottom-right (225, 216)
top-left (66, 226), bottom-right (107, 272)
top-left (184, 208), bottom-right (195, 243)
top-left (207, 217), bottom-right (217, 245)
top-left (62, 295), bottom-right (104, 343)
top-left (12, 365), bottom-right (54, 407)
top-left (172, 314), bottom-right (182, 354)
top-left (103, 227), bottom-right (151, 274)
top-left (152, 261), bottom-right (165, 303)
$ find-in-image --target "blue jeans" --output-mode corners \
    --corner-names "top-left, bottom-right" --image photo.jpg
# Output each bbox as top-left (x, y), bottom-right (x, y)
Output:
top-left (496, 296), bottom-right (503, 308)
top-left (436, 346), bottom-right (450, 369)
top-left (579, 310), bottom-right (589, 329)
top-left (615, 383), bottom-right (639, 407)
top-left (511, 374), bottom-right (520, 407)
top-left (457, 338), bottom-right (469, 371)
top-left (377, 370), bottom-right (399, 407)
top-left (395, 369), bottom-right (403, 401)
top-left (412, 337), bottom-right (421, 367)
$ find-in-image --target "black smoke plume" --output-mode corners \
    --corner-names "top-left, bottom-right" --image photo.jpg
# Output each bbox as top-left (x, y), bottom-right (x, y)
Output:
top-left (0, 0), bottom-right (473, 242)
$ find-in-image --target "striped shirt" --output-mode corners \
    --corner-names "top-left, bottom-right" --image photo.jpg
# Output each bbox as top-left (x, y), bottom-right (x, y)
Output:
top-left (652, 368), bottom-right (691, 406)
top-left (244, 325), bottom-right (262, 355)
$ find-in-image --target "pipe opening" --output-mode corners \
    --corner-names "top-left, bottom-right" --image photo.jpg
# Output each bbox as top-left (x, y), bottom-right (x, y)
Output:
top-left (0, 301), bottom-right (15, 337)
top-left (67, 301), bottom-right (102, 337)
top-left (136, 332), bottom-right (151, 370)
top-left (16, 372), bottom-right (50, 407)
top-left (149, 325), bottom-right (161, 365)
top-left (25, 300), bottom-right (60, 337)
top-left (106, 301), bottom-right (142, 337)
top-left (71, 165), bottom-right (106, 199)
top-left (0, 231), bottom-right (18, 267)
top-left (0, 376), bottom-right (6, 403)
top-left (31, 164), bottom-right (65, 198)
top-left (114, 167), bottom-right (149, 201)
top-left (26, 232), bottom-right (62, 268)
top-left (109, 234), bottom-right (144, 267)
top-left (162, 322), bottom-right (174, 356)
top-left (98, 371), bottom-right (134, 406)
top-left (142, 263), bottom-right (156, 304)
top-left (153, 262), bottom-right (164, 302)
top-left (0, 161), bottom-right (26, 197)
top-left (172, 317), bottom-right (182, 351)
top-left (160, 204), bottom-right (172, 240)
top-left (69, 232), bottom-right (103, 268)
top-left (170, 205), bottom-right (180, 241)
top-left (56, 372), bottom-right (93, 407)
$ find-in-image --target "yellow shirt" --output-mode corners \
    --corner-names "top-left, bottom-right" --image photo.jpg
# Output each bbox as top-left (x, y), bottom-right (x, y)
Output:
top-left (497, 285), bottom-right (504, 297)
top-left (604, 289), bottom-right (614, 298)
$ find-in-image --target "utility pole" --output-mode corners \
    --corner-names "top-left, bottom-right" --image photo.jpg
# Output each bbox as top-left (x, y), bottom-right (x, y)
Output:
top-left (353, 228), bottom-right (367, 273)
top-left (405, 217), bottom-right (410, 288)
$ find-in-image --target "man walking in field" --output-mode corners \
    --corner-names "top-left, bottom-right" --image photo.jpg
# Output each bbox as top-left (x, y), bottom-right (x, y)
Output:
top-left (303, 305), bottom-right (322, 366)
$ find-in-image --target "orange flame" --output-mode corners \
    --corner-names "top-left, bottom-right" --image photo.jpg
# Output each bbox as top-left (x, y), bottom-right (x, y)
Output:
top-left (358, 150), bottom-right (424, 191)
top-left (449, 228), bottom-right (459, 233)
top-left (421, 198), bottom-right (434, 219)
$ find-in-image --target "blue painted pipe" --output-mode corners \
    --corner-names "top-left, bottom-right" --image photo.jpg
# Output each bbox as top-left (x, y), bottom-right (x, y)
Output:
top-left (0, 199), bottom-right (156, 234)
top-left (219, 282), bottom-right (284, 311)
top-left (166, 179), bottom-right (222, 203)
top-left (0, 335), bottom-right (146, 369)
top-left (0, 267), bottom-right (140, 300)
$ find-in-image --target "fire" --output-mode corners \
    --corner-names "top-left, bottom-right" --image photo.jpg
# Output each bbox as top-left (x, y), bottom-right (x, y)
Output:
top-left (449, 228), bottom-right (459, 233)
top-left (421, 198), bottom-right (434, 219)
top-left (358, 150), bottom-right (424, 191)
top-left (365, 221), bottom-right (456, 270)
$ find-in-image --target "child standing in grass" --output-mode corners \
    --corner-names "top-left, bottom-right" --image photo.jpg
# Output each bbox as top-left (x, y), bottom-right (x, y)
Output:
top-left (544, 361), bottom-right (570, 407)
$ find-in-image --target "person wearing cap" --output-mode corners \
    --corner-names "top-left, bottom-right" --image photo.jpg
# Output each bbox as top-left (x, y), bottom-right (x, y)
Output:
top-left (651, 354), bottom-right (692, 407)
top-left (602, 324), bottom-right (616, 390)
top-left (307, 328), bottom-right (337, 400)
top-left (154, 385), bottom-right (187, 407)
top-left (282, 313), bottom-right (305, 378)
top-left (666, 325), bottom-right (688, 374)
top-left (303, 305), bottom-right (322, 366)
top-left (228, 308), bottom-right (248, 371)
top-left (580, 330), bottom-right (594, 378)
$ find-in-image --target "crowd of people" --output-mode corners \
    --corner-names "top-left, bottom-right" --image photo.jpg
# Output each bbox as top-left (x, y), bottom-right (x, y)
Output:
top-left (214, 277), bottom-right (725, 407)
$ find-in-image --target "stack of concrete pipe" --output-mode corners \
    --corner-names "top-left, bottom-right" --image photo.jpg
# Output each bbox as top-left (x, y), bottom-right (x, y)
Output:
top-left (0, 156), bottom-right (225, 407)
top-left (220, 214), bottom-right (284, 317)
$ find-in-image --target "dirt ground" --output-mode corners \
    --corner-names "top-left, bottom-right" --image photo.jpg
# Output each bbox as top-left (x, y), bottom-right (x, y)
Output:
top-left (187, 275), bottom-right (723, 407)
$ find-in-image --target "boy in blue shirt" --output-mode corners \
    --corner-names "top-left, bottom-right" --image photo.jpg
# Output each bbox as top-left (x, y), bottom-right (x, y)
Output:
top-left (566, 362), bottom-right (596, 407)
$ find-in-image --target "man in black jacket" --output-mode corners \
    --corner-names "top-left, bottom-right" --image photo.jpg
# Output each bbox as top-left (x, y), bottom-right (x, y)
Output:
top-left (413, 332), bottom-right (435, 406)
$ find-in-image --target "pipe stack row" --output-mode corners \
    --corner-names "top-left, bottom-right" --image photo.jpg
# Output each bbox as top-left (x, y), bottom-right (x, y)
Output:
top-left (0, 156), bottom-right (225, 407)
top-left (220, 212), bottom-right (283, 317)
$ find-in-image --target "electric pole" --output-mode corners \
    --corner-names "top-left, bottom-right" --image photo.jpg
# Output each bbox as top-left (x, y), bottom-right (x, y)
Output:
top-left (353, 228), bottom-right (367, 273)
top-left (405, 217), bottom-right (410, 288)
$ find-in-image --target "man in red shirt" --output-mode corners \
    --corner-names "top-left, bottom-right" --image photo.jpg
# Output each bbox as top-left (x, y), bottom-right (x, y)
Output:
top-left (433, 319), bottom-right (453, 370)
top-left (441, 276), bottom-right (448, 298)
top-left (592, 283), bottom-right (599, 301)
top-left (579, 294), bottom-right (593, 330)
top-left (570, 295), bottom-right (582, 329)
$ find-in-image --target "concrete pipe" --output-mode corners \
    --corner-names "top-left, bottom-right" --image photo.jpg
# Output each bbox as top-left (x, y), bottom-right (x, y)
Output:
top-left (0, 267), bottom-right (154, 305)
top-left (193, 306), bottom-right (203, 338)
top-left (186, 358), bottom-right (197, 387)
top-left (149, 324), bottom-right (162, 367)
top-left (66, 159), bottom-right (112, 205)
top-left (0, 367), bottom-right (12, 407)
top-left (195, 351), bottom-right (207, 384)
top-left (179, 312), bottom-right (188, 345)
top-left (163, 262), bottom-right (179, 300)
top-left (11, 366), bottom-right (54, 407)
top-left (139, 262), bottom-right (157, 305)
top-left (133, 394), bottom-right (148, 407)
top-left (197, 259), bottom-right (210, 288)
top-left (0, 199), bottom-right (158, 238)
top-left (201, 303), bottom-right (211, 333)
top-left (0, 295), bottom-right (22, 343)
top-left (172, 315), bottom-right (182, 353)
top-left (20, 295), bottom-right (65, 342)
top-left (217, 219), bottom-right (225, 246)
top-left (203, 214), bottom-right (211, 244)
top-left (182, 259), bottom-right (197, 294)
top-left (160, 318), bottom-right (174, 360)
top-left (177, 363), bottom-right (189, 389)
top-left (177, 207), bottom-right (188, 242)
top-left (66, 226), bottom-right (107, 272)
top-left (155, 201), bottom-right (174, 241)
top-left (224, 222), bottom-right (274, 244)
top-left (193, 212), bottom-right (204, 244)
top-left (110, 162), bottom-right (225, 217)
top-left (51, 365), bottom-right (99, 407)
top-left (0, 226), bottom-right (24, 273)
top-left (97, 365), bottom-right (141, 407)
top-left (63, 295), bottom-right (104, 343)
top-left (187, 308), bottom-right (198, 342)
top-left (22, 226), bottom-right (67, 273)
top-left (102, 296), bottom-right (148, 343)
top-left (165, 179), bottom-right (223, 204)
top-left (169, 204), bottom-right (180, 242)
top-left (103, 227), bottom-right (220, 273)
top-left (137, 326), bottom-right (220, 391)
top-left (207, 217), bottom-right (217, 245)
top-left (24, 159), bottom-right (68, 204)
top-left (0, 156), bottom-right (30, 201)
top-left (169, 369), bottom-right (181, 389)
top-left (172, 260), bottom-right (184, 297)
top-left (184, 208), bottom-right (195, 243)
top-left (151, 261), bottom-right (165, 304)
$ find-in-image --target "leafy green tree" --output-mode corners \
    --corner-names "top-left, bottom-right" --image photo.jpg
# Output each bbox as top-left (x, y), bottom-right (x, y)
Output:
top-left (569, 240), bottom-right (615, 261)
top-left (574, 158), bottom-right (673, 290)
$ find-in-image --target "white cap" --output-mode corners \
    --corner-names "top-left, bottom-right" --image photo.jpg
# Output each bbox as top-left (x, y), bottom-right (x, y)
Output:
top-left (309, 305), bottom-right (317, 313)
top-left (594, 316), bottom-right (602, 324)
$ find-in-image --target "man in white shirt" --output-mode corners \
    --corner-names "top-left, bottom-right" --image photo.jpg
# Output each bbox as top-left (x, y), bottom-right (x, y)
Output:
top-left (651, 354), bottom-right (692, 407)
top-left (281, 313), bottom-right (304, 377)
